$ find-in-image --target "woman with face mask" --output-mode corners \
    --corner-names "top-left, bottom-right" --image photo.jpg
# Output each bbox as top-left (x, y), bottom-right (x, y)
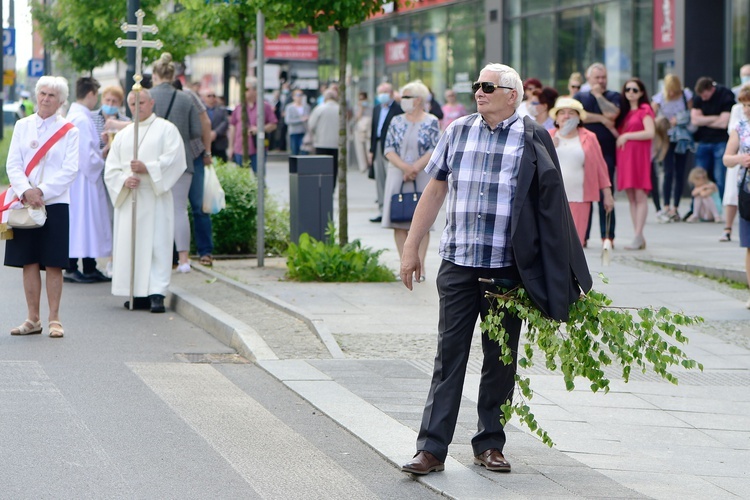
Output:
top-left (382, 80), bottom-right (441, 279)
top-left (549, 98), bottom-right (614, 246)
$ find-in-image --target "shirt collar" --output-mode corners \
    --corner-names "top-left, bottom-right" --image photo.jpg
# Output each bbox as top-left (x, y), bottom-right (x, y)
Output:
top-left (34, 112), bottom-right (58, 130)
top-left (481, 111), bottom-right (519, 132)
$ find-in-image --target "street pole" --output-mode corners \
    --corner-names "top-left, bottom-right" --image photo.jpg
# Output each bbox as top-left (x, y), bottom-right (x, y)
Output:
top-left (256, 10), bottom-right (265, 267)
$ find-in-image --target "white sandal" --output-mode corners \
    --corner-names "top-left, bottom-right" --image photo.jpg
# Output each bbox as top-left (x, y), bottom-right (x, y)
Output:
top-left (10, 319), bottom-right (43, 336)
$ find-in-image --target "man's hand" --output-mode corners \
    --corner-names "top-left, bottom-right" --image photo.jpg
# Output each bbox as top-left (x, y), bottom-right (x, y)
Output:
top-left (367, 152), bottom-right (373, 166)
top-left (22, 187), bottom-right (44, 208)
top-left (400, 245), bottom-right (422, 291)
top-left (203, 153), bottom-right (212, 166)
top-left (125, 176), bottom-right (141, 189)
top-left (130, 160), bottom-right (147, 174)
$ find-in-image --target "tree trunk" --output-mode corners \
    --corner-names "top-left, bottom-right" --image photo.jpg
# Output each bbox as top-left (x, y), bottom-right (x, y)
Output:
top-left (337, 27), bottom-right (349, 246)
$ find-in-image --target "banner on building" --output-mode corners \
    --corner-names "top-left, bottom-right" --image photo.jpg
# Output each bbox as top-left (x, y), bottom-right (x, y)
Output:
top-left (653, 0), bottom-right (675, 50)
top-left (385, 40), bottom-right (410, 65)
top-left (265, 34), bottom-right (318, 61)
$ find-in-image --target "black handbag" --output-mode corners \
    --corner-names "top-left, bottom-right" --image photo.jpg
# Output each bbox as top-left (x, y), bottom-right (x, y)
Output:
top-left (739, 168), bottom-right (750, 220)
top-left (390, 181), bottom-right (421, 222)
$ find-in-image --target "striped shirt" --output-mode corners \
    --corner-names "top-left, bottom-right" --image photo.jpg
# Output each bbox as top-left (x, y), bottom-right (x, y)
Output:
top-left (425, 112), bottom-right (525, 268)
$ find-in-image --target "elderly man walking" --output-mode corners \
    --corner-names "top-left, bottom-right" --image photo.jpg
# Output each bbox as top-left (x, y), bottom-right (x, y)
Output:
top-left (399, 63), bottom-right (591, 475)
top-left (368, 82), bottom-right (403, 222)
top-left (308, 88), bottom-right (340, 188)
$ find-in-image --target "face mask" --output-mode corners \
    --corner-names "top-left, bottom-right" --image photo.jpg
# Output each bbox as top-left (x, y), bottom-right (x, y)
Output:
top-left (527, 103), bottom-right (539, 117)
top-left (742, 76), bottom-right (750, 85)
top-left (377, 93), bottom-right (391, 105)
top-left (400, 99), bottom-right (415, 113)
top-left (282, 89), bottom-right (290, 94)
top-left (559, 116), bottom-right (580, 136)
top-left (101, 104), bottom-right (119, 115)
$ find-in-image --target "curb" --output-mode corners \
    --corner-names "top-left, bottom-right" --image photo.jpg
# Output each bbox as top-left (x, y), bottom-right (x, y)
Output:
top-left (168, 285), bottom-right (278, 361)
top-left (182, 263), bottom-right (345, 359)
top-left (642, 258), bottom-right (747, 285)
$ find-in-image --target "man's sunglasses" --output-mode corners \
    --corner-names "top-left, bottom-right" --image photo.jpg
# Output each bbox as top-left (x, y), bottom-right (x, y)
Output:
top-left (472, 81), bottom-right (515, 94)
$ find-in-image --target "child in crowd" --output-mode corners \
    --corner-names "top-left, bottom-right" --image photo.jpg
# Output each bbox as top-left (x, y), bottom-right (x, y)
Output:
top-left (687, 167), bottom-right (722, 222)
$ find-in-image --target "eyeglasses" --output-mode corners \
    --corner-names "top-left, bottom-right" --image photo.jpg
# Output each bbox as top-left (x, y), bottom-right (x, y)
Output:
top-left (472, 81), bottom-right (514, 94)
top-left (401, 95), bottom-right (416, 99)
top-left (570, 85), bottom-right (581, 89)
top-left (530, 101), bottom-right (540, 105)
top-left (206, 94), bottom-right (216, 98)
top-left (624, 87), bottom-right (641, 93)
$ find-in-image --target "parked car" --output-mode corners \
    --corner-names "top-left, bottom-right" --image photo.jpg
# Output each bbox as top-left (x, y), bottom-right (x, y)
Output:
top-left (3, 101), bottom-right (21, 126)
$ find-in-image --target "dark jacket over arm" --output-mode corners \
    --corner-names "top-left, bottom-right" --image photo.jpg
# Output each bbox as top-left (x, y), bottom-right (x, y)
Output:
top-left (511, 117), bottom-right (592, 321)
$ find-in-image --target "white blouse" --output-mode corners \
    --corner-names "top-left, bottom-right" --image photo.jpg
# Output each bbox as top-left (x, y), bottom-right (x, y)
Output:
top-left (556, 134), bottom-right (586, 203)
top-left (6, 113), bottom-right (79, 205)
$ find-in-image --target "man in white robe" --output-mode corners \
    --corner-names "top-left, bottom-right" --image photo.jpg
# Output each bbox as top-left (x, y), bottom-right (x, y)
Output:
top-left (65, 77), bottom-right (113, 284)
top-left (104, 89), bottom-right (186, 313)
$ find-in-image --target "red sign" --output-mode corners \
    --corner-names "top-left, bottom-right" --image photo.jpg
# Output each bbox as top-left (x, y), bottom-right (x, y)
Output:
top-left (385, 40), bottom-right (410, 65)
top-left (265, 34), bottom-right (319, 61)
top-left (653, 0), bottom-right (675, 50)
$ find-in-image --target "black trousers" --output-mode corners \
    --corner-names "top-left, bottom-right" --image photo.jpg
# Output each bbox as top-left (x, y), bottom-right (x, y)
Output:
top-left (315, 147), bottom-right (338, 189)
top-left (416, 260), bottom-right (522, 462)
top-left (585, 151), bottom-right (616, 241)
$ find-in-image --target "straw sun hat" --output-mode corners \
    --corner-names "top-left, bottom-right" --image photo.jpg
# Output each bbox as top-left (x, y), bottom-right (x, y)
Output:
top-left (549, 97), bottom-right (587, 121)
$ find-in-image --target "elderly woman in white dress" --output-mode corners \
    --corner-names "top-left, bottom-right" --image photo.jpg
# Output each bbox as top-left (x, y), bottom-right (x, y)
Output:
top-left (382, 81), bottom-right (440, 279)
top-left (2, 76), bottom-right (79, 338)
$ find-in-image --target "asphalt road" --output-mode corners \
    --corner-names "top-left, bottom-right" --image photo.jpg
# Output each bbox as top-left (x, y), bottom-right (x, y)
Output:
top-left (0, 245), bottom-right (439, 499)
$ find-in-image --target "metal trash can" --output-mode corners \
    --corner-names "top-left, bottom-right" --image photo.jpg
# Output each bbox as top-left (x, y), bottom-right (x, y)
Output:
top-left (289, 155), bottom-right (334, 243)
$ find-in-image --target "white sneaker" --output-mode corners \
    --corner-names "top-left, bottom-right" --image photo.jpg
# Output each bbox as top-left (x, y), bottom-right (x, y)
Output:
top-left (746, 297), bottom-right (750, 310)
top-left (104, 261), bottom-right (113, 278)
top-left (177, 263), bottom-right (191, 273)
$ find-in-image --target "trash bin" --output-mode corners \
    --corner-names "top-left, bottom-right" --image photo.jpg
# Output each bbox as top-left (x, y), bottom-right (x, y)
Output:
top-left (289, 155), bottom-right (334, 243)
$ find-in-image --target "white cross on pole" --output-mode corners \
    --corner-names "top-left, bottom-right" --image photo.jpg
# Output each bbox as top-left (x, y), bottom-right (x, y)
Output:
top-left (115, 9), bottom-right (161, 310)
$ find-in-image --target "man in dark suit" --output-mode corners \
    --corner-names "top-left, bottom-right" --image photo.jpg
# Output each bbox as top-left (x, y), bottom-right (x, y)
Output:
top-left (368, 82), bottom-right (403, 222)
top-left (201, 87), bottom-right (229, 162)
top-left (399, 63), bottom-right (591, 476)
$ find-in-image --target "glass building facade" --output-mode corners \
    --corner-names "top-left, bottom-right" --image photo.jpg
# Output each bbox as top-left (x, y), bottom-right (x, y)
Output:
top-left (313, 0), bottom-right (750, 107)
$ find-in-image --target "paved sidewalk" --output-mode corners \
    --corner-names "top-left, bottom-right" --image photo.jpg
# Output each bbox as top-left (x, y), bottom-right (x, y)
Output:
top-left (170, 161), bottom-right (750, 499)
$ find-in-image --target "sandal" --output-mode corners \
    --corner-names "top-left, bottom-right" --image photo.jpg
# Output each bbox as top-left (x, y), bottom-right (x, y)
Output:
top-left (10, 319), bottom-right (43, 336)
top-left (48, 321), bottom-right (64, 338)
top-left (719, 228), bottom-right (732, 242)
top-left (199, 254), bottom-right (213, 267)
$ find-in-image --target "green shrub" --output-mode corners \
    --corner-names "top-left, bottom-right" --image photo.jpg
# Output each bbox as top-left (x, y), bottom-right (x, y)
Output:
top-left (285, 222), bottom-right (395, 282)
top-left (210, 162), bottom-right (289, 255)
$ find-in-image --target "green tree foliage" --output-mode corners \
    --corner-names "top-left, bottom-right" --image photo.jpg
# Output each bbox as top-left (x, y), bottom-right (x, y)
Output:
top-left (480, 276), bottom-right (703, 447)
top-left (179, 0), bottom-right (289, 163)
top-left (284, 0), bottom-right (392, 246)
top-left (31, 0), bottom-right (203, 74)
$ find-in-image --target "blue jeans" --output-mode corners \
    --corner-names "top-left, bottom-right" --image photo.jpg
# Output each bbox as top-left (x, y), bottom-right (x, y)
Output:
top-left (233, 153), bottom-right (261, 173)
top-left (662, 142), bottom-right (688, 209)
top-left (189, 157), bottom-right (214, 256)
top-left (695, 141), bottom-right (728, 197)
top-left (289, 133), bottom-right (306, 156)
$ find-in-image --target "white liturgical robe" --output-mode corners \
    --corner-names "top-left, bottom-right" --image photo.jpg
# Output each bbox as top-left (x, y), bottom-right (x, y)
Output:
top-left (66, 102), bottom-right (112, 258)
top-left (104, 113), bottom-right (186, 297)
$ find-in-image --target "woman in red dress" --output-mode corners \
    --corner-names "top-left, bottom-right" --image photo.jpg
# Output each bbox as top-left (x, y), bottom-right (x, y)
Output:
top-left (616, 78), bottom-right (655, 250)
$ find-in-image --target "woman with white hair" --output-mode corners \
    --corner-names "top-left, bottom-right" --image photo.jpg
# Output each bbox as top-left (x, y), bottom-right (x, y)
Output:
top-left (382, 80), bottom-right (440, 279)
top-left (1, 76), bottom-right (79, 338)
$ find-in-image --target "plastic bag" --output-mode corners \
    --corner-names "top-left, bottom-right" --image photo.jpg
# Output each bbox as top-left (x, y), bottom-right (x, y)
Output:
top-left (202, 165), bottom-right (226, 214)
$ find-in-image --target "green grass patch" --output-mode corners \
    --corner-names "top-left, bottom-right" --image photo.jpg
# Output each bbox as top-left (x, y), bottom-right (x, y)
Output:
top-left (0, 126), bottom-right (14, 185)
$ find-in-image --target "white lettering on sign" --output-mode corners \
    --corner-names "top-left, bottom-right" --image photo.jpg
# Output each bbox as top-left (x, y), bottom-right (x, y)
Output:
top-left (385, 40), bottom-right (409, 65)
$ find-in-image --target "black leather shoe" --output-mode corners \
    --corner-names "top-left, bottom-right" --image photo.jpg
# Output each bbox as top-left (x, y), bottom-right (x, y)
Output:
top-left (63, 270), bottom-right (95, 284)
top-left (474, 449), bottom-right (511, 472)
top-left (83, 269), bottom-right (112, 282)
top-left (369, 215), bottom-right (382, 223)
top-left (149, 294), bottom-right (166, 313)
top-left (124, 297), bottom-right (151, 310)
top-left (401, 451), bottom-right (444, 475)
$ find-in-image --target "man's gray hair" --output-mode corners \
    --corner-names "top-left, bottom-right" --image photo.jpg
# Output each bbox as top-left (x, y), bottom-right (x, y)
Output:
top-left (35, 76), bottom-right (69, 104)
top-left (323, 88), bottom-right (338, 101)
top-left (246, 77), bottom-right (258, 90)
top-left (585, 62), bottom-right (607, 78)
top-left (376, 82), bottom-right (393, 94)
top-left (480, 63), bottom-right (523, 108)
top-left (127, 89), bottom-right (152, 100)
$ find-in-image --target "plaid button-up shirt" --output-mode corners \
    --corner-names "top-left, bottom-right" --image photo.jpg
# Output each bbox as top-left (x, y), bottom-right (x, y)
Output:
top-left (425, 112), bottom-right (525, 268)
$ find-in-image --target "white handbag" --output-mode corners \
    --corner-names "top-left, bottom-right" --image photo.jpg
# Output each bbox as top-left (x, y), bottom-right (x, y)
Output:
top-left (7, 157), bottom-right (48, 229)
